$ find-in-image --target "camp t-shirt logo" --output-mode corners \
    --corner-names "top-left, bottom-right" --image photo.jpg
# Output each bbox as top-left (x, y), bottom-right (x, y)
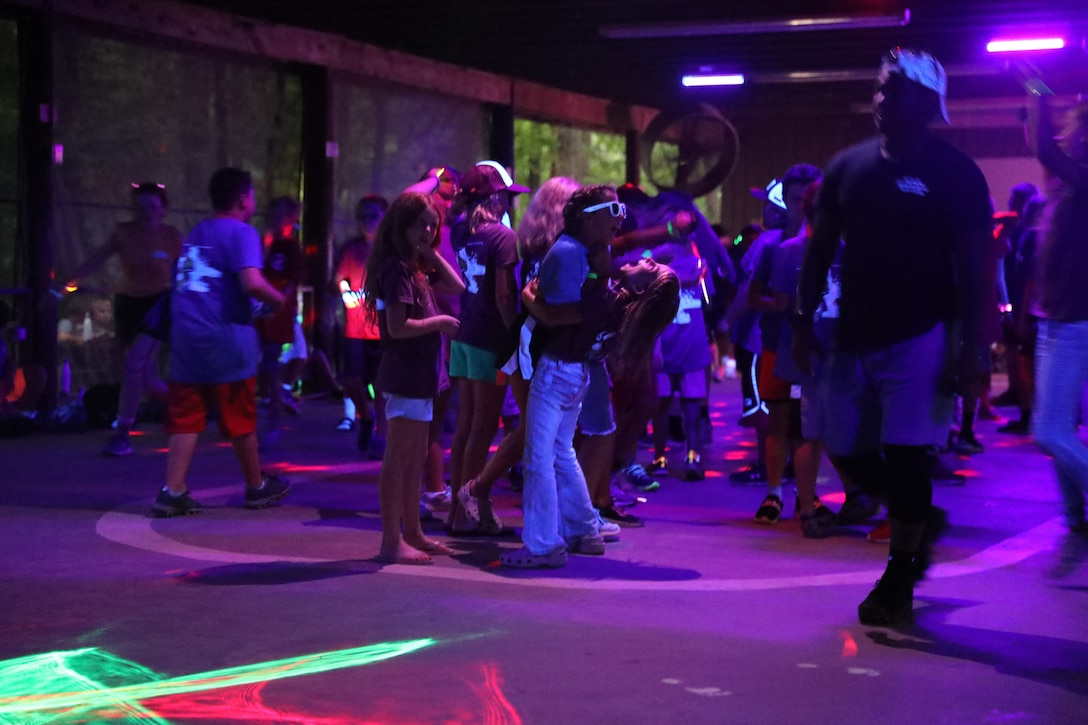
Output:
top-left (175, 246), bottom-right (223, 293)
top-left (896, 176), bottom-right (929, 197)
top-left (816, 264), bottom-right (842, 320)
top-left (672, 287), bottom-right (702, 325)
top-left (457, 246), bottom-right (486, 294)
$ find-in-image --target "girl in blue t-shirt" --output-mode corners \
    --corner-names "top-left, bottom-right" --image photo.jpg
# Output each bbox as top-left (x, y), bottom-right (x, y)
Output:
top-left (362, 192), bottom-right (465, 565)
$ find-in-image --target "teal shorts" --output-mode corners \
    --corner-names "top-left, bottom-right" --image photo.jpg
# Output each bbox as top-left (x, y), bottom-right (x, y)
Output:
top-left (449, 340), bottom-right (500, 384)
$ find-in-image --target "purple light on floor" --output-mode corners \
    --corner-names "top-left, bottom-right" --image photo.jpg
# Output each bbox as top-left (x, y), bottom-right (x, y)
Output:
top-left (986, 37), bottom-right (1065, 53)
top-left (682, 73), bottom-right (745, 87)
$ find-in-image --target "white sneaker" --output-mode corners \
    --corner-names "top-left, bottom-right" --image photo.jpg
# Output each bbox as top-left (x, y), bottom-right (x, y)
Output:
top-left (422, 486), bottom-right (452, 512)
top-left (595, 509), bottom-right (621, 542)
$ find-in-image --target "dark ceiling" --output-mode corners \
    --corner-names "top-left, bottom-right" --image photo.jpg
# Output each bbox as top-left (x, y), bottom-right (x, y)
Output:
top-left (181, 0), bottom-right (1088, 112)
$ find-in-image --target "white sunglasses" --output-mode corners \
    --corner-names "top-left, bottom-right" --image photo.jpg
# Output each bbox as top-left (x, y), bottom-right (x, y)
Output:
top-left (582, 201), bottom-right (627, 218)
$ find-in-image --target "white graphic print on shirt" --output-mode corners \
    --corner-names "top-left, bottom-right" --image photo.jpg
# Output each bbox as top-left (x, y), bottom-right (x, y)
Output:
top-left (457, 246), bottom-right (486, 295)
top-left (175, 246), bottom-right (223, 293)
top-left (672, 287), bottom-right (702, 325)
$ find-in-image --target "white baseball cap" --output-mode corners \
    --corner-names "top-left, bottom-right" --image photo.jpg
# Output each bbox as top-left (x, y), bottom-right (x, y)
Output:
top-left (881, 48), bottom-right (950, 124)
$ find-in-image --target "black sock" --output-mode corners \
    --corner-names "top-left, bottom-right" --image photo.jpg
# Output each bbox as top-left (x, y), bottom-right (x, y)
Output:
top-left (886, 548), bottom-right (916, 579)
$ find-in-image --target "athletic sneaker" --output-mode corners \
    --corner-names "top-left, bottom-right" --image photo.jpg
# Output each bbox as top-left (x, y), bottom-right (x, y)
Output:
top-left (102, 430), bottom-right (133, 457)
top-left (151, 488), bottom-right (203, 518)
top-left (335, 417), bottom-right (354, 432)
top-left (421, 486), bottom-right (452, 513)
top-left (953, 433), bottom-right (984, 455)
top-left (599, 504), bottom-right (644, 528)
top-left (801, 510), bottom-right (837, 539)
top-left (684, 450), bottom-right (705, 481)
top-left (867, 519), bottom-right (891, 543)
top-left (728, 461), bottom-right (767, 486)
top-left (245, 474), bottom-right (291, 509)
top-left (622, 463), bottom-right (660, 492)
top-left (754, 494), bottom-right (783, 524)
top-left (837, 492), bottom-right (881, 525)
top-left (793, 494), bottom-right (831, 520)
top-left (648, 455), bottom-right (669, 474)
top-left (594, 510), bottom-right (622, 542)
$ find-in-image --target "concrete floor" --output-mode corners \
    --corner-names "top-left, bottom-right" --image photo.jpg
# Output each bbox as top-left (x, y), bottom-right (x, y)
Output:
top-left (2, 375), bottom-right (1087, 724)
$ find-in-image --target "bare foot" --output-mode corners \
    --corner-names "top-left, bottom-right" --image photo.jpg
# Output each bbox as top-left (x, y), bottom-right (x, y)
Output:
top-left (405, 537), bottom-right (453, 556)
top-left (375, 541), bottom-right (433, 565)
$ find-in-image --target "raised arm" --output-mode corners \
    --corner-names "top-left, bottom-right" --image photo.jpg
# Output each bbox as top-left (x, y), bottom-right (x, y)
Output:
top-left (63, 232), bottom-right (120, 291)
top-left (422, 244), bottom-right (465, 297)
top-left (1030, 90), bottom-right (1088, 188)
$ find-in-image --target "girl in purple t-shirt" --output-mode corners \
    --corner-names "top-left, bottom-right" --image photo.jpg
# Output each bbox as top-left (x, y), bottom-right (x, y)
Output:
top-left (362, 193), bottom-right (465, 565)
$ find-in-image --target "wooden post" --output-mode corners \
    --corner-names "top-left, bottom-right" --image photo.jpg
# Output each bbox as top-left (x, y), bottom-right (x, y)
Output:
top-left (488, 103), bottom-right (515, 169)
top-left (20, 8), bottom-right (58, 414)
top-left (299, 64), bottom-right (336, 373)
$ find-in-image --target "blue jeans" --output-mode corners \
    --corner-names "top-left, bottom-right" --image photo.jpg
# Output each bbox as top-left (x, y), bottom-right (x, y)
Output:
top-left (521, 355), bottom-right (599, 554)
top-left (1033, 319), bottom-right (1088, 528)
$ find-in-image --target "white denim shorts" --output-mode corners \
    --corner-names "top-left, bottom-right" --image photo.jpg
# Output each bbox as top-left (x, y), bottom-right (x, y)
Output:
top-left (383, 393), bottom-right (433, 422)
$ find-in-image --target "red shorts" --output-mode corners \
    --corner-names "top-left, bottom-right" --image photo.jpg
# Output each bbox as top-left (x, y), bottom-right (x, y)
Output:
top-left (757, 350), bottom-right (792, 402)
top-left (166, 378), bottom-right (258, 438)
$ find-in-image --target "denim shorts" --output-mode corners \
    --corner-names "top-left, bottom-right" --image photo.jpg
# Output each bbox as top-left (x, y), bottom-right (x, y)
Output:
top-left (578, 361), bottom-right (615, 436)
top-left (383, 393), bottom-right (433, 422)
top-left (449, 340), bottom-right (500, 383)
top-left (823, 323), bottom-right (954, 454)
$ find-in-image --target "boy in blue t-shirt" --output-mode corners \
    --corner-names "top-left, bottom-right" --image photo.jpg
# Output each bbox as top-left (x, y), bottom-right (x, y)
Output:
top-left (151, 168), bottom-right (291, 518)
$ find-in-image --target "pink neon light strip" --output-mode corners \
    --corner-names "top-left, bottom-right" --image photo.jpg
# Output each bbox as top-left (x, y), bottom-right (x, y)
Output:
top-left (986, 38), bottom-right (1065, 53)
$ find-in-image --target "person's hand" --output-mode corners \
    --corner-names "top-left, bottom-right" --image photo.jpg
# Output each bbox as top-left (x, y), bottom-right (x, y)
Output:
top-left (434, 314), bottom-right (460, 337)
top-left (790, 317), bottom-right (822, 377)
top-left (341, 289), bottom-right (362, 309)
top-left (521, 278), bottom-right (540, 308)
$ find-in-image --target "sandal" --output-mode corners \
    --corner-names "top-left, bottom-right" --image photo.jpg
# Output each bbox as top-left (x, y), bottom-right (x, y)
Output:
top-left (456, 480), bottom-right (481, 524)
top-left (499, 545), bottom-right (568, 569)
top-left (414, 539), bottom-right (453, 556)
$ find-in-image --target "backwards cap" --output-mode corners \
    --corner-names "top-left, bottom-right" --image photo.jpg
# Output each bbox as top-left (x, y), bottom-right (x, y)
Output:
top-left (750, 178), bottom-right (786, 210)
top-left (881, 48), bottom-right (950, 124)
top-left (461, 160), bottom-right (530, 197)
